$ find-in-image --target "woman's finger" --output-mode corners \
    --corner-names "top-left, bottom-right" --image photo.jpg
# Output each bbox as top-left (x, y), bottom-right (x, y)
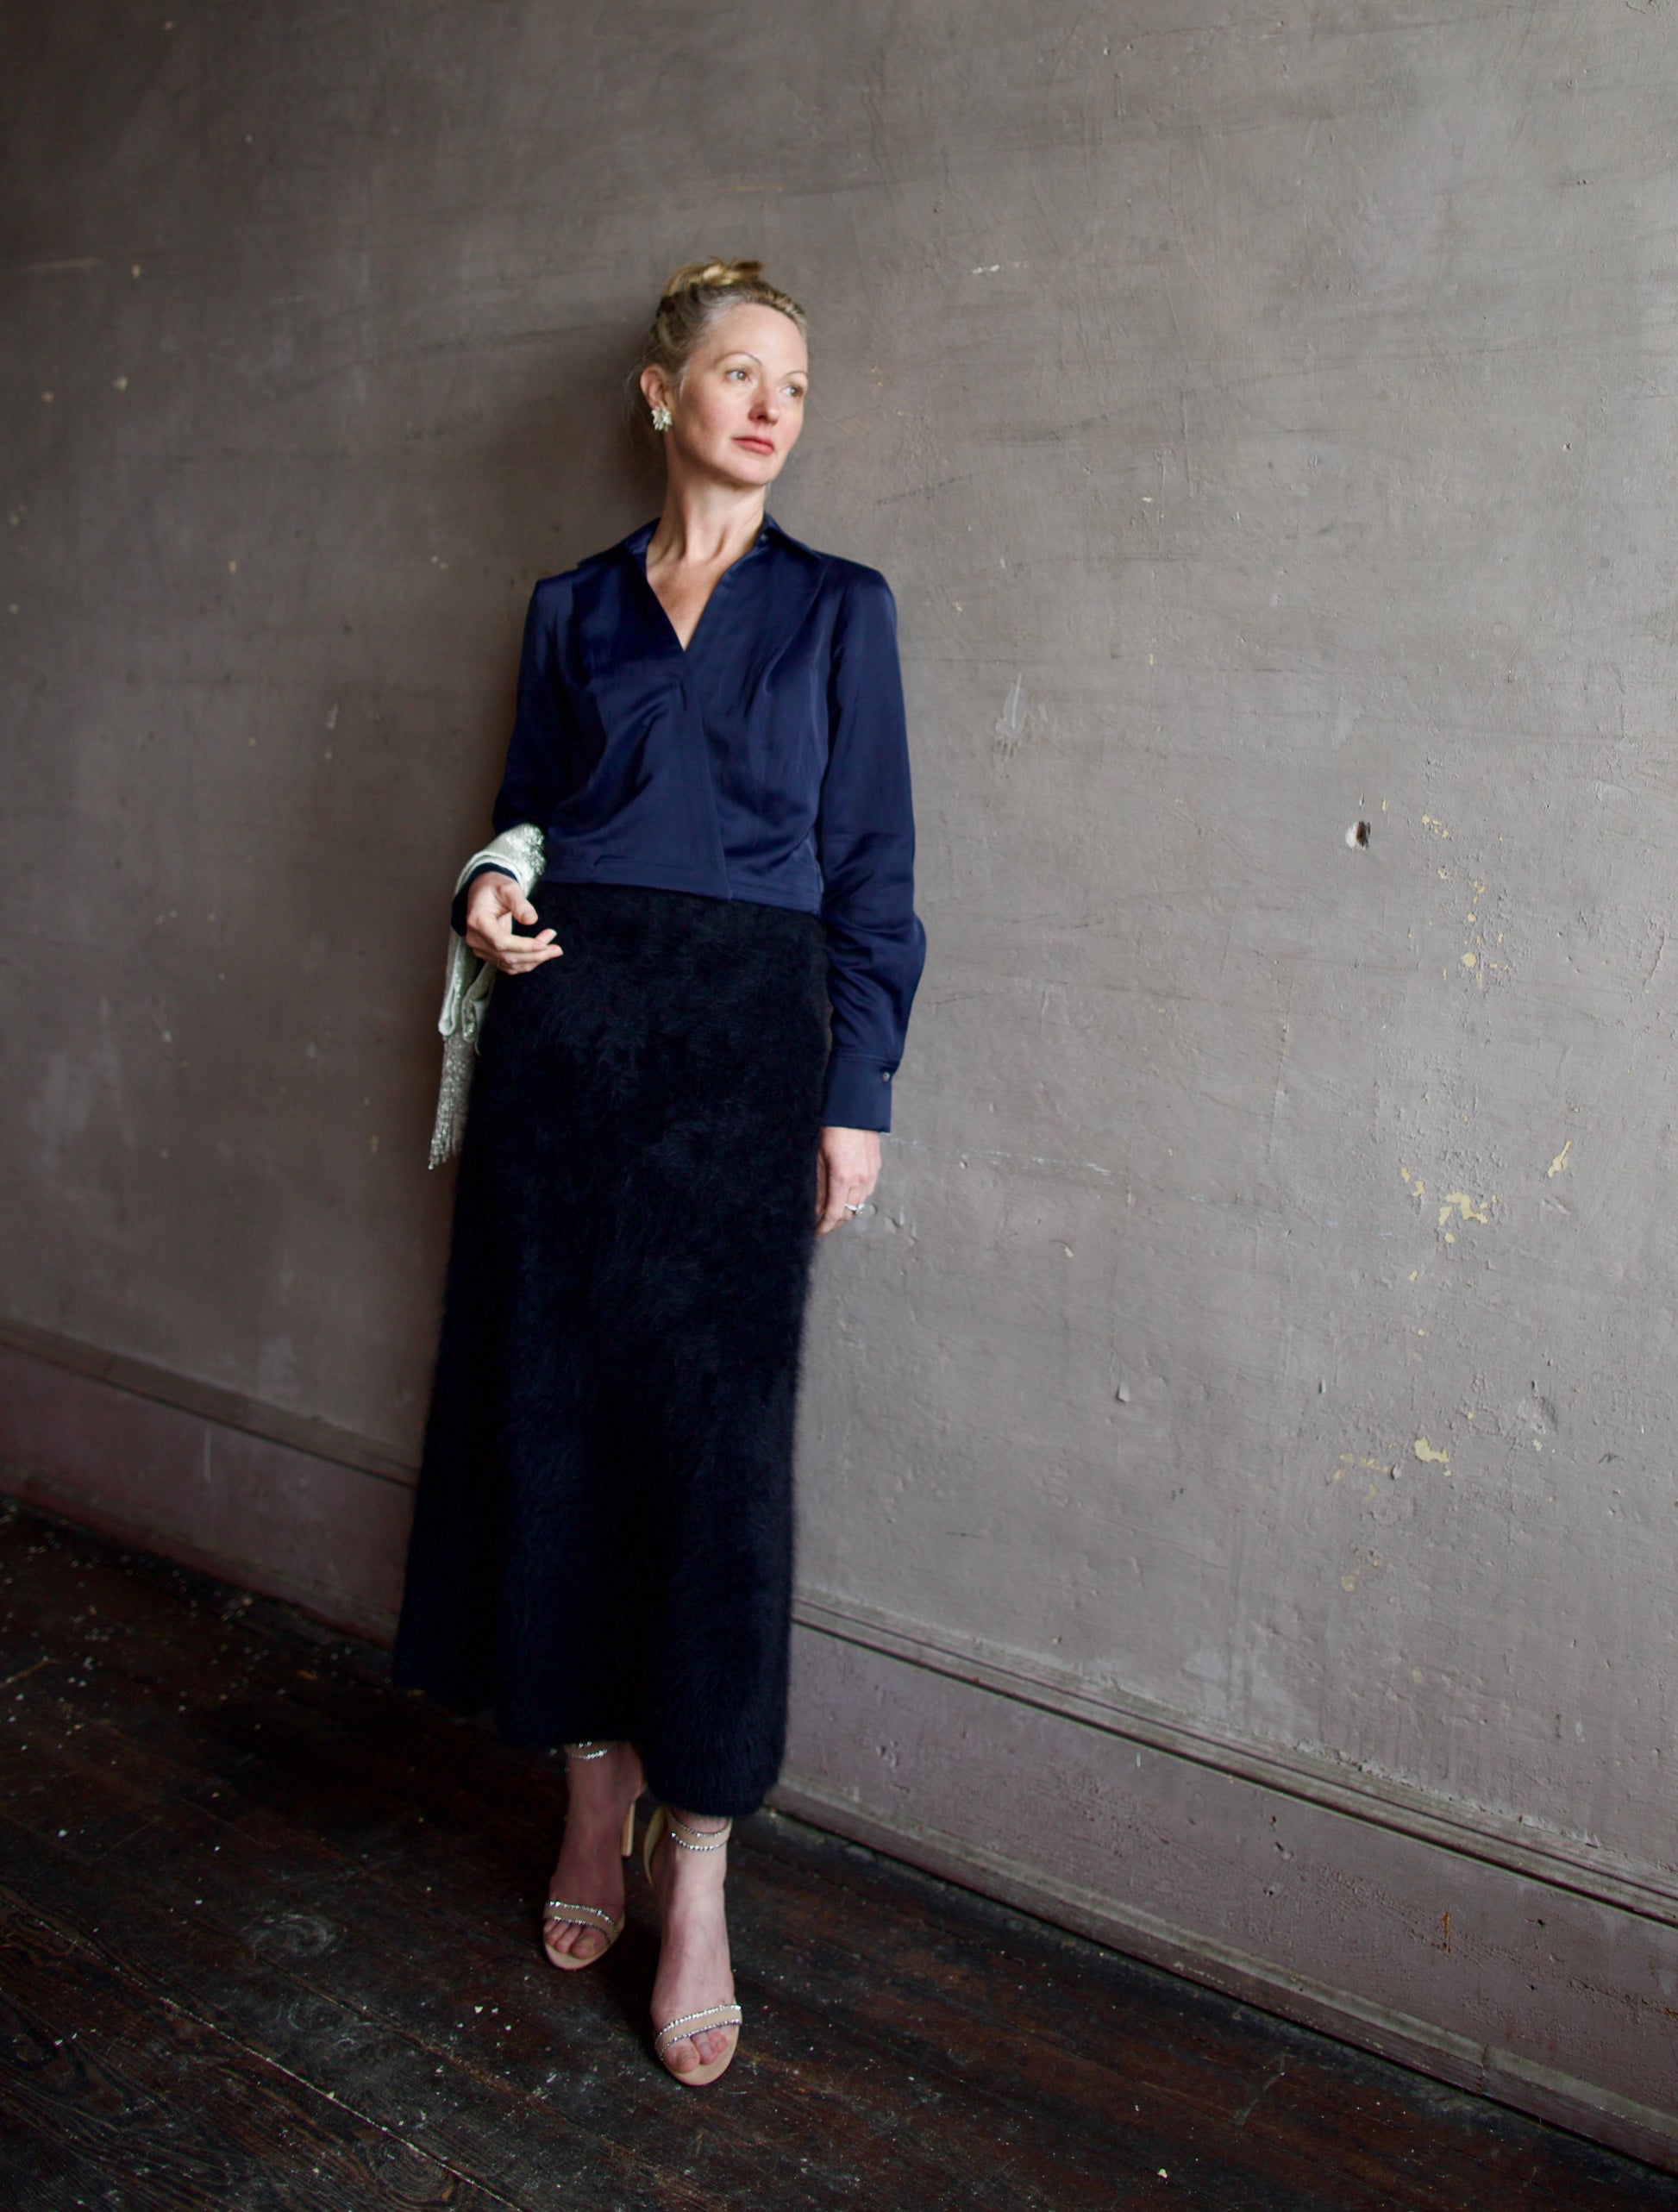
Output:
top-left (819, 1181), bottom-right (861, 1235)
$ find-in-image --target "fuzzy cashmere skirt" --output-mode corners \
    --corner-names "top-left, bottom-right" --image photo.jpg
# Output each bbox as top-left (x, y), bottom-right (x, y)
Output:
top-left (392, 880), bottom-right (830, 1815)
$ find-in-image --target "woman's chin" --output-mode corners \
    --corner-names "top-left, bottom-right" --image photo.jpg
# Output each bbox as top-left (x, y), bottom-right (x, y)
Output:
top-left (684, 444), bottom-right (784, 492)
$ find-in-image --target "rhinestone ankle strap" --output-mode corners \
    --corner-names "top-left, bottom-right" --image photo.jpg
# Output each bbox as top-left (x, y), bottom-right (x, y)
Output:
top-left (564, 1740), bottom-right (612, 1761)
top-left (667, 1811), bottom-right (732, 1852)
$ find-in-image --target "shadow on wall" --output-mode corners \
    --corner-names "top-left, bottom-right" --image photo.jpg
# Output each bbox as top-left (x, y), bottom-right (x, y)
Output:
top-left (240, 321), bottom-right (666, 1419)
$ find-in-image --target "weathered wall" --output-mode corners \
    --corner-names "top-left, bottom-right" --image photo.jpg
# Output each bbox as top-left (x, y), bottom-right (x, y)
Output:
top-left (5, 0), bottom-right (1678, 2158)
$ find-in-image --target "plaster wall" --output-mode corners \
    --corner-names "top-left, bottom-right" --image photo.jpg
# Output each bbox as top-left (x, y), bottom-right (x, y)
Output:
top-left (4, 0), bottom-right (1676, 2149)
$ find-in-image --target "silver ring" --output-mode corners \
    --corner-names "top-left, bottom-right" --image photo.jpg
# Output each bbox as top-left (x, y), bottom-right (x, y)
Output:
top-left (844, 1202), bottom-right (864, 1213)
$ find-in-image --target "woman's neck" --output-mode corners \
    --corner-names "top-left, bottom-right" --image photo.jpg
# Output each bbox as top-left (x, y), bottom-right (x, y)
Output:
top-left (646, 476), bottom-right (767, 573)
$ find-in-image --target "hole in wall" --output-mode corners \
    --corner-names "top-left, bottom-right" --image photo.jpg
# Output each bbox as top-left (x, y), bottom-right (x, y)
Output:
top-left (1345, 820), bottom-right (1371, 848)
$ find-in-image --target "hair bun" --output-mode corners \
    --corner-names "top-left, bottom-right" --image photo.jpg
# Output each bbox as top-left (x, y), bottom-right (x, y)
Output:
top-left (661, 257), bottom-right (764, 298)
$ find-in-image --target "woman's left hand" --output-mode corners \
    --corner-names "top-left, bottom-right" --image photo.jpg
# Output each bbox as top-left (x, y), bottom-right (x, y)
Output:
top-left (816, 1126), bottom-right (881, 1235)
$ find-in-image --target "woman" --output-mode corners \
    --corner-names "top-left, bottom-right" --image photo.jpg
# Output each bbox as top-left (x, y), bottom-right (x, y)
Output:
top-left (393, 260), bottom-right (925, 2088)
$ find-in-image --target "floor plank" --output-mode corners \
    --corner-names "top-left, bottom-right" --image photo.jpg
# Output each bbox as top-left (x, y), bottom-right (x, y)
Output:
top-left (1, 1501), bottom-right (1673, 2210)
top-left (0, 1889), bottom-right (517, 2209)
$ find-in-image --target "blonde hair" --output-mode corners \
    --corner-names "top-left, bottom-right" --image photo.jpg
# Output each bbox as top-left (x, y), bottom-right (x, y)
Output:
top-left (628, 259), bottom-right (807, 440)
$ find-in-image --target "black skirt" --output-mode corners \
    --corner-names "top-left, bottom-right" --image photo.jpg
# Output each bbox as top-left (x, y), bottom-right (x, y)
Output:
top-left (392, 880), bottom-right (830, 1815)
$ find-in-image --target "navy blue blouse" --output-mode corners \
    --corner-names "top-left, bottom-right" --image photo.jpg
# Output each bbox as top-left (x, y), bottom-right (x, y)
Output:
top-left (460, 514), bottom-right (926, 1131)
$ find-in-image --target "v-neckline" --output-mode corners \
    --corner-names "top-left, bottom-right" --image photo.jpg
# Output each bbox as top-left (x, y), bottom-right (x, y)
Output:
top-left (631, 519), bottom-right (771, 659)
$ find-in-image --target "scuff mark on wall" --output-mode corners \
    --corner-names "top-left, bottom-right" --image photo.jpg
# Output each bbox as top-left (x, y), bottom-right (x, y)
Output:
top-left (992, 674), bottom-right (1048, 761)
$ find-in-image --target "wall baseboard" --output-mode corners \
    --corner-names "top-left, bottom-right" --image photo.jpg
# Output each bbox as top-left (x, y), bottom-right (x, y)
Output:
top-left (771, 1769), bottom-right (1678, 2171)
top-left (0, 1313), bottom-right (416, 1492)
top-left (789, 1591), bottom-right (1678, 1933)
top-left (3, 1312), bottom-right (1675, 2171)
top-left (0, 1325), bottom-right (410, 1642)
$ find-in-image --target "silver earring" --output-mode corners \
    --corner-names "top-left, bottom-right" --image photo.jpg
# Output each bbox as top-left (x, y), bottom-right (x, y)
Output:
top-left (650, 404), bottom-right (672, 433)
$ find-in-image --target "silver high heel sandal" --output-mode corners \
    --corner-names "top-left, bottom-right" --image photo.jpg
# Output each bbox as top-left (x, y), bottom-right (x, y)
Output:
top-left (642, 1805), bottom-right (742, 2086)
top-left (542, 1740), bottom-right (638, 1971)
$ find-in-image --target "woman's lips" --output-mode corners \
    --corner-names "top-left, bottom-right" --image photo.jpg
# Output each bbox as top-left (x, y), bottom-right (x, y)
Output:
top-left (736, 436), bottom-right (775, 454)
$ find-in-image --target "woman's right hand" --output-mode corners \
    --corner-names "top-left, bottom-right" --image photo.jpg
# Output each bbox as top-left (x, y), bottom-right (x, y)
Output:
top-left (465, 870), bottom-right (564, 975)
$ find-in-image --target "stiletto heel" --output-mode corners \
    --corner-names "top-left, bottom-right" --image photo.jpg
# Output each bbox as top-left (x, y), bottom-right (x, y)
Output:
top-left (643, 1805), bottom-right (742, 2086)
top-left (542, 1741), bottom-right (639, 1971)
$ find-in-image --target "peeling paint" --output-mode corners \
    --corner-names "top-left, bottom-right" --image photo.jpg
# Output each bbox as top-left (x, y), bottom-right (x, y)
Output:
top-left (1336, 1454), bottom-right (1394, 1482)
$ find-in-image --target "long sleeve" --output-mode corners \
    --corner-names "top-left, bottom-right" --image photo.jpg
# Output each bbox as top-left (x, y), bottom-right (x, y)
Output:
top-left (817, 571), bottom-right (927, 1131)
top-left (491, 583), bottom-right (569, 837)
top-left (448, 585), bottom-right (569, 934)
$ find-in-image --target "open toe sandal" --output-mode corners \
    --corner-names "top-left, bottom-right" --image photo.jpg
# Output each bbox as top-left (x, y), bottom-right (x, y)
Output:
top-left (642, 1805), bottom-right (742, 2085)
top-left (542, 1740), bottom-right (638, 1971)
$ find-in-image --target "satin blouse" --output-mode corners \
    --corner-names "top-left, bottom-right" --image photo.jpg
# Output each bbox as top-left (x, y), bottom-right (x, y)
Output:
top-left (461, 514), bottom-right (926, 1131)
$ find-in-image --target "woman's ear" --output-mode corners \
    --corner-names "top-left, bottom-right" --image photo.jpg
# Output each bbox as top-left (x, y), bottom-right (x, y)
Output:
top-left (639, 365), bottom-right (668, 416)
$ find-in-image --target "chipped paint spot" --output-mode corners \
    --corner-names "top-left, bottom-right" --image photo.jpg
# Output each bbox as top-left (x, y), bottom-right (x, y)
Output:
top-left (1340, 1573), bottom-right (1358, 1592)
top-left (1438, 1191), bottom-right (1492, 1228)
top-left (1460, 951), bottom-right (1477, 968)
top-left (1547, 1140), bottom-right (1572, 1179)
top-left (1421, 813), bottom-right (1452, 839)
top-left (1399, 1166), bottom-right (1426, 1199)
top-left (1413, 1437), bottom-right (1450, 1465)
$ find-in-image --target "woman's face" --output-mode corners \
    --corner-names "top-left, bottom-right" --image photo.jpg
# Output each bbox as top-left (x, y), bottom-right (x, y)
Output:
top-left (648, 304), bottom-right (808, 490)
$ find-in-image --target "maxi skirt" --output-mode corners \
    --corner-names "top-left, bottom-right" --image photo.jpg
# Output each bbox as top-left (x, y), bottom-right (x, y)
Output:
top-left (392, 880), bottom-right (830, 1815)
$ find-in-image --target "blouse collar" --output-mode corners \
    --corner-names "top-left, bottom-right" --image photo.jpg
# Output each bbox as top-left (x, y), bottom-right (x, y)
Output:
top-left (622, 511), bottom-right (793, 565)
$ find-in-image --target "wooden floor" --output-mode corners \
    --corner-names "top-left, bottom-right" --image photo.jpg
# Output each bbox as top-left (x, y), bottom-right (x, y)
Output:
top-left (0, 1501), bottom-right (1672, 2212)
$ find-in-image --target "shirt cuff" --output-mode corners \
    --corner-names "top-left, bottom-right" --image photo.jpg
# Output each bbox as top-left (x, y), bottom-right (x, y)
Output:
top-left (822, 1053), bottom-right (896, 1133)
top-left (450, 862), bottom-right (517, 939)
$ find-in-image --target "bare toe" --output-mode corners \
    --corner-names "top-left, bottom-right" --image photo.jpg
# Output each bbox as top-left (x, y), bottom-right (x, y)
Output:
top-left (544, 1917), bottom-right (605, 1964)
